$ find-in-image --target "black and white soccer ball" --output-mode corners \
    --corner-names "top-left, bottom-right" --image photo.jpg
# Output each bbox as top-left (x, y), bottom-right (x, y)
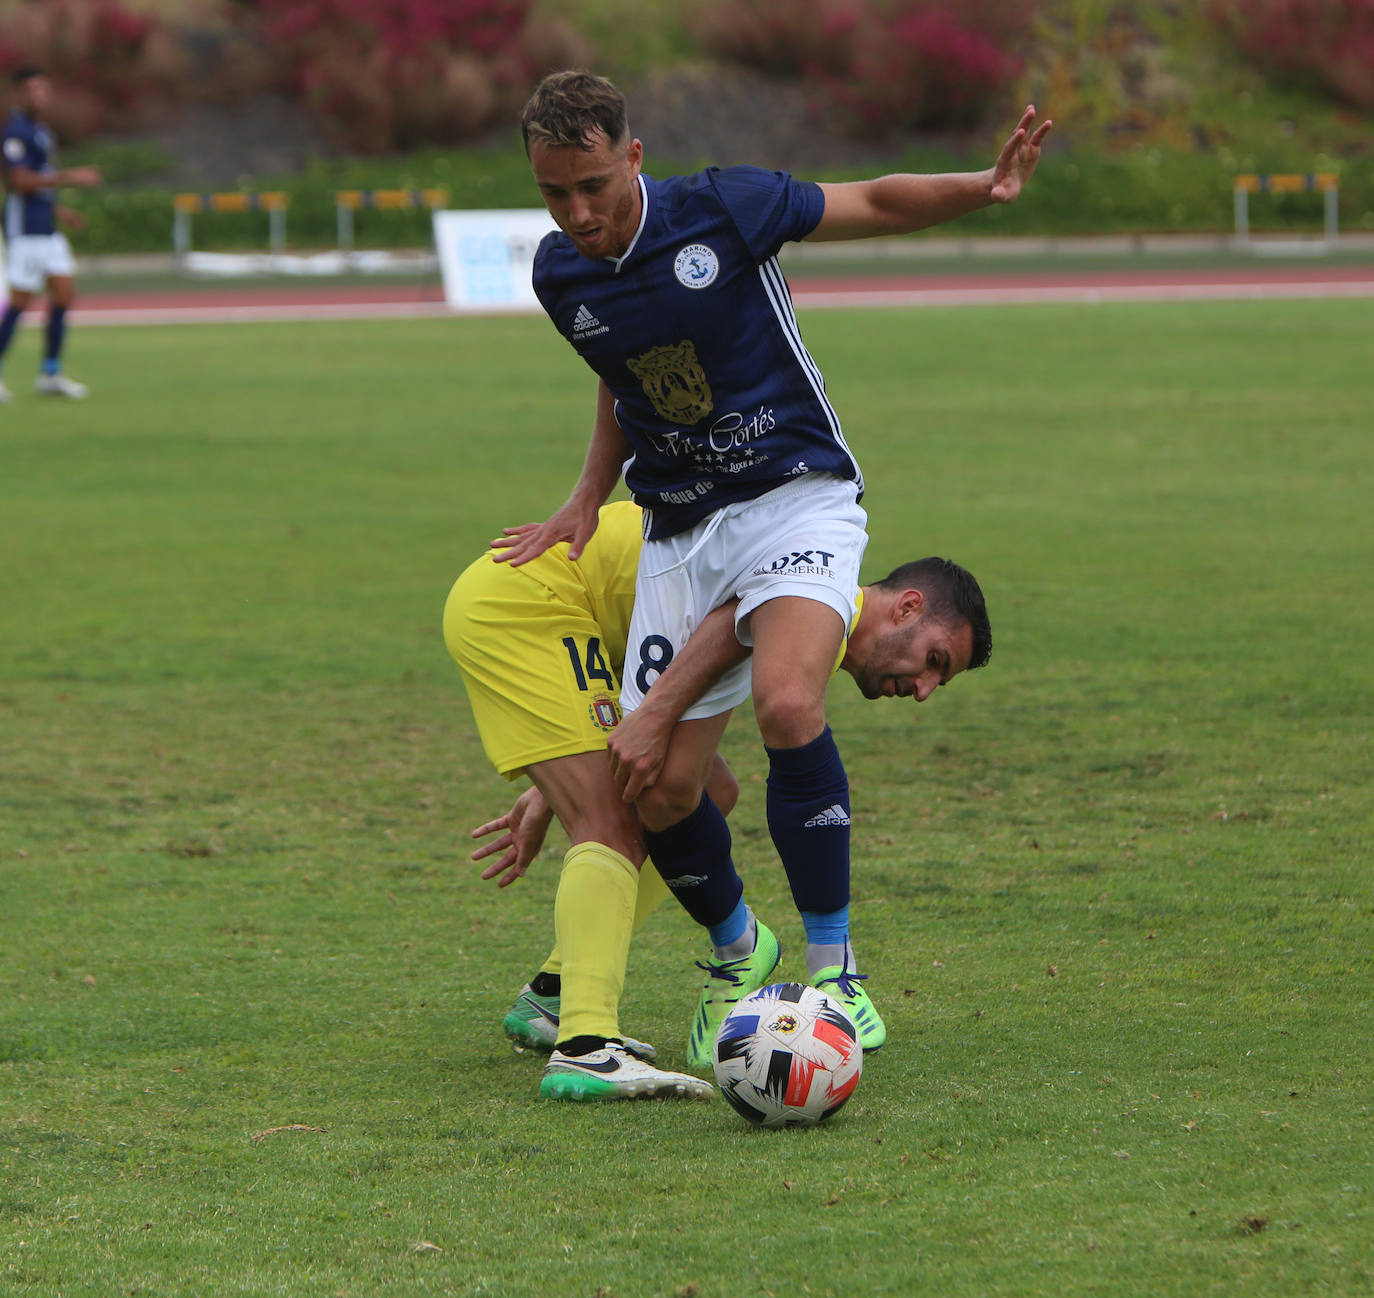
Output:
top-left (712, 982), bottom-right (863, 1128)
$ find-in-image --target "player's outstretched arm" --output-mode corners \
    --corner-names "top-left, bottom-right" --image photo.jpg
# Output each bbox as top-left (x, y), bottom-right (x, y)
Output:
top-left (3, 163), bottom-right (101, 194)
top-left (471, 786), bottom-right (555, 887)
top-left (808, 106), bottom-right (1052, 242)
top-left (491, 381), bottom-right (629, 565)
top-left (609, 600), bottom-right (750, 802)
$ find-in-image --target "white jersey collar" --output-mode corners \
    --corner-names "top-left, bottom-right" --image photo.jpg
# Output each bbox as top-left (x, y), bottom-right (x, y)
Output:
top-left (607, 174), bottom-right (649, 273)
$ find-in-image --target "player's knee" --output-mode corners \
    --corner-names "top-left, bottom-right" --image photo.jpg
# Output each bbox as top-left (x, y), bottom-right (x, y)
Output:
top-left (753, 685), bottom-right (827, 750)
top-left (635, 776), bottom-right (703, 834)
top-left (705, 762), bottom-right (739, 819)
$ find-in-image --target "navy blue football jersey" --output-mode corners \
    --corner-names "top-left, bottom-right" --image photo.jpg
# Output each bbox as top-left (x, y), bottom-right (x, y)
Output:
top-left (2, 109), bottom-right (58, 237)
top-left (533, 167), bottom-right (864, 539)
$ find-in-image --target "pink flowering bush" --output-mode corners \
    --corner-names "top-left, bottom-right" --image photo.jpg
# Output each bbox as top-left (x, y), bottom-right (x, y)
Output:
top-left (0, 0), bottom-right (191, 138)
top-left (240, 0), bottom-right (591, 151)
top-left (1208, 0), bottom-right (1374, 112)
top-left (699, 0), bottom-right (1038, 133)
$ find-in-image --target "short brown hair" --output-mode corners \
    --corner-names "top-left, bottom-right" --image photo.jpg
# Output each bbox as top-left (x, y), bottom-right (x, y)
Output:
top-left (520, 71), bottom-right (628, 154)
top-left (873, 557), bottom-right (992, 670)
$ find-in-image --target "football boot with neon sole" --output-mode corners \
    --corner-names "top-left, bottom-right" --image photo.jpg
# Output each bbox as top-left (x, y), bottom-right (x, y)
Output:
top-left (685, 920), bottom-right (782, 1070)
top-left (502, 984), bottom-right (656, 1061)
top-left (540, 1044), bottom-right (714, 1101)
top-left (811, 966), bottom-right (886, 1052)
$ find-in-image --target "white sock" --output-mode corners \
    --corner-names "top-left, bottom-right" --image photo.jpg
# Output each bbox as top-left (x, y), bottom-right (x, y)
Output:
top-left (713, 910), bottom-right (757, 962)
top-left (806, 938), bottom-right (856, 980)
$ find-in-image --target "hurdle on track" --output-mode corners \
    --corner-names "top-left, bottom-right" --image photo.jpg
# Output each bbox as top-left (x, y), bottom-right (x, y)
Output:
top-left (333, 189), bottom-right (449, 253)
top-left (1233, 173), bottom-right (1339, 243)
top-left (172, 192), bottom-right (289, 259)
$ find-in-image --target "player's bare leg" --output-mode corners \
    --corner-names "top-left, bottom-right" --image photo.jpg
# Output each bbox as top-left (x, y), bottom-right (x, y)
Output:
top-left (630, 713), bottom-right (782, 1067)
top-left (749, 596), bottom-right (886, 1049)
top-left (516, 752), bottom-right (710, 1097)
top-left (522, 751), bottom-right (643, 1045)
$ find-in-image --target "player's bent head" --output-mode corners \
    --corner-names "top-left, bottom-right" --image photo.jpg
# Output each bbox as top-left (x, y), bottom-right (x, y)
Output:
top-left (873, 557), bottom-right (992, 670)
top-left (521, 70), bottom-right (629, 156)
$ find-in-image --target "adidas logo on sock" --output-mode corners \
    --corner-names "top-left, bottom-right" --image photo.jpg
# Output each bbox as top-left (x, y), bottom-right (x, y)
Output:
top-left (803, 804), bottom-right (850, 828)
top-left (572, 304), bottom-right (609, 339)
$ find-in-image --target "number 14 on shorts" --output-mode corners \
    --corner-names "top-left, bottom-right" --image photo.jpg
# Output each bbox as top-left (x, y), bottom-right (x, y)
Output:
top-left (561, 636), bottom-right (615, 692)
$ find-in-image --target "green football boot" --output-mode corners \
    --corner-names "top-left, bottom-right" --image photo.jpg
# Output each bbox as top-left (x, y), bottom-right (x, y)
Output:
top-left (502, 984), bottom-right (561, 1053)
top-left (502, 984), bottom-right (657, 1061)
top-left (685, 920), bottom-right (782, 1070)
top-left (811, 966), bottom-right (886, 1052)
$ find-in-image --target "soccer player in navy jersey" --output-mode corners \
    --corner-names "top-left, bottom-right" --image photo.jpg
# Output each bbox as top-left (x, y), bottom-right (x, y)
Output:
top-left (494, 71), bottom-right (1048, 1068)
top-left (0, 66), bottom-right (101, 402)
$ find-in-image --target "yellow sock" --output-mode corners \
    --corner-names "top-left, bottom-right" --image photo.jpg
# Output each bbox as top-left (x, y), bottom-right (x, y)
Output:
top-left (539, 858), bottom-right (670, 977)
top-left (554, 841), bottom-right (638, 1044)
top-left (633, 860), bottom-right (672, 930)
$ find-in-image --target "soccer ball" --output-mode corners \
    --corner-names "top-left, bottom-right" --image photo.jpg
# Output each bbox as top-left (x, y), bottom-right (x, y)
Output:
top-left (712, 983), bottom-right (862, 1128)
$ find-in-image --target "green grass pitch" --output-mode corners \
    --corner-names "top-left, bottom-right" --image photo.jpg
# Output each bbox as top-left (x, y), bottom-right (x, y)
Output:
top-left (1, 299), bottom-right (1371, 1296)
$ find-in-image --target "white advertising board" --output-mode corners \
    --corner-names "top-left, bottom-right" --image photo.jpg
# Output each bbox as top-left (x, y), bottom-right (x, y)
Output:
top-left (432, 209), bottom-right (558, 311)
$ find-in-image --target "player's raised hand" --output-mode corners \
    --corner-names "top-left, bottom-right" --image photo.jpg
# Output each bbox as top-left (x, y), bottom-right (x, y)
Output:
top-left (470, 787), bottom-right (553, 886)
top-left (989, 106), bottom-right (1052, 205)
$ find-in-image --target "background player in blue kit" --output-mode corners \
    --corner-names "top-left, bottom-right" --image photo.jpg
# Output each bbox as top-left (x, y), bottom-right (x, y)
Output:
top-left (0, 66), bottom-right (101, 402)
top-left (495, 71), bottom-right (1048, 1068)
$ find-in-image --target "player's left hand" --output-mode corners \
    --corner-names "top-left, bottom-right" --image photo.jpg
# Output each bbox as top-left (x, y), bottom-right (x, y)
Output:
top-left (57, 205), bottom-right (87, 232)
top-left (471, 787), bottom-right (553, 886)
top-left (491, 494), bottom-right (601, 565)
top-left (989, 106), bottom-right (1052, 204)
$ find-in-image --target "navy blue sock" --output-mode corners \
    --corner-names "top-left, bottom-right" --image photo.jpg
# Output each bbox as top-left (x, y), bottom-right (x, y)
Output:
top-left (0, 304), bottom-right (24, 363)
top-left (766, 726), bottom-right (851, 931)
top-left (43, 305), bottom-right (67, 373)
top-left (643, 793), bottom-right (744, 931)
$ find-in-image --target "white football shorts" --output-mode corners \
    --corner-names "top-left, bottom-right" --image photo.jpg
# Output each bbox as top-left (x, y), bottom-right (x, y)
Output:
top-left (620, 474), bottom-right (868, 719)
top-left (6, 233), bottom-right (76, 293)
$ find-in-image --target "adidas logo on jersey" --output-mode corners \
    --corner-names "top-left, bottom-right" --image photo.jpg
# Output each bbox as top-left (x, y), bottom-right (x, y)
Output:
top-left (804, 805), bottom-right (851, 828)
top-left (571, 304), bottom-right (609, 340)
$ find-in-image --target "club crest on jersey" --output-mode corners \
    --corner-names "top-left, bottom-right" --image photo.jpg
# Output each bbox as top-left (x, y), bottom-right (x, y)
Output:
top-left (673, 244), bottom-right (719, 289)
top-left (627, 339), bottom-right (714, 425)
top-left (588, 694), bottom-right (620, 732)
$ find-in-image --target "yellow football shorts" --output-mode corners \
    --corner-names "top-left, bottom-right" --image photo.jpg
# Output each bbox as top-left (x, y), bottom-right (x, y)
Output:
top-left (443, 554), bottom-right (625, 780)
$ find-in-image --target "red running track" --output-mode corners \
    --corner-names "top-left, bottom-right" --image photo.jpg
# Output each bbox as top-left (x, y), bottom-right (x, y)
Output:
top-left (64, 262), bottom-right (1374, 325)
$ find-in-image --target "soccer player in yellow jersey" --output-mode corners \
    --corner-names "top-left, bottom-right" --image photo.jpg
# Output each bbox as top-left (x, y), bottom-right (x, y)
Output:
top-left (444, 501), bottom-right (991, 1100)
